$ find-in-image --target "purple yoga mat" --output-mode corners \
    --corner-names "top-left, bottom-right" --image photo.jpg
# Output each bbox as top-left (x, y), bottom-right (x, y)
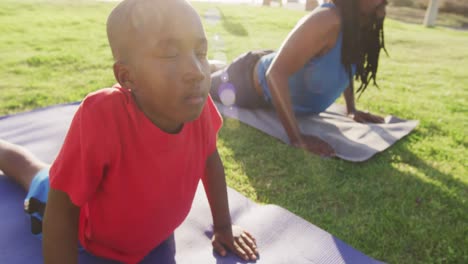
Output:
top-left (0, 103), bottom-right (384, 264)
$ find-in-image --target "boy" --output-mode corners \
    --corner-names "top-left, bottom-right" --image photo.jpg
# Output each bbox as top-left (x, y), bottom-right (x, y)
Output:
top-left (0, 0), bottom-right (258, 263)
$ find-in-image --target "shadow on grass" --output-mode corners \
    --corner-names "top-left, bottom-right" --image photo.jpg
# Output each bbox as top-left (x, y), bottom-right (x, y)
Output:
top-left (219, 8), bottom-right (248, 37)
top-left (219, 119), bottom-right (467, 264)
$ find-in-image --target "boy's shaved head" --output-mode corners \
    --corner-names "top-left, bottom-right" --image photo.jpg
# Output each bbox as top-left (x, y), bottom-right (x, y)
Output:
top-left (107, 0), bottom-right (190, 62)
top-left (107, 0), bottom-right (210, 133)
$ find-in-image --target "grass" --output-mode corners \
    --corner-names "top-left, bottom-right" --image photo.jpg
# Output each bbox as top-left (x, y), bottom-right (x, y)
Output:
top-left (1, 1), bottom-right (467, 263)
top-left (386, 5), bottom-right (468, 29)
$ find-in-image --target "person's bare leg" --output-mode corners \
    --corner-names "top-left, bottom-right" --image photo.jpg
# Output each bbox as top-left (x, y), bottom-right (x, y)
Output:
top-left (0, 139), bottom-right (48, 191)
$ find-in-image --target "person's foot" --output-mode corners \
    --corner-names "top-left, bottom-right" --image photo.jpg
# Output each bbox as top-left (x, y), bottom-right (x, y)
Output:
top-left (209, 59), bottom-right (227, 73)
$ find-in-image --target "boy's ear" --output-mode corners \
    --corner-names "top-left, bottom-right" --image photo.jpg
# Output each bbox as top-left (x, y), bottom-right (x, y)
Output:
top-left (113, 61), bottom-right (135, 89)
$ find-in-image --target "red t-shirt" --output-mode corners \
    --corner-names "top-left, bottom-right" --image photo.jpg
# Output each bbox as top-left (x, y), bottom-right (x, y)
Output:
top-left (49, 86), bottom-right (222, 263)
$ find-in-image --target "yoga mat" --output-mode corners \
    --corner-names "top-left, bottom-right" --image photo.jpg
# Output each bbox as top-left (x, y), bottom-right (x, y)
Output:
top-left (215, 102), bottom-right (418, 162)
top-left (0, 103), bottom-right (384, 263)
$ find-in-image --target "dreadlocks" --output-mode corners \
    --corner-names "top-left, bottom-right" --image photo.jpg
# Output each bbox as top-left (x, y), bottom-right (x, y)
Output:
top-left (333, 0), bottom-right (387, 96)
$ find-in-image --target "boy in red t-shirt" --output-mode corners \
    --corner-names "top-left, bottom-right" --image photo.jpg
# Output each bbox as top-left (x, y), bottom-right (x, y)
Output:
top-left (0, 0), bottom-right (258, 263)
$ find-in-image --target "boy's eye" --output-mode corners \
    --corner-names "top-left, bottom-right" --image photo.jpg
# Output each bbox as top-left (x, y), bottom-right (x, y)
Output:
top-left (158, 51), bottom-right (179, 58)
top-left (155, 47), bottom-right (179, 58)
top-left (195, 46), bottom-right (208, 59)
top-left (196, 51), bottom-right (207, 59)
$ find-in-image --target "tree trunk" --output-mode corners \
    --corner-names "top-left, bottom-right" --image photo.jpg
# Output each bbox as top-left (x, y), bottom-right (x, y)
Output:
top-left (263, 0), bottom-right (271, 6)
top-left (305, 0), bottom-right (317, 11)
top-left (423, 0), bottom-right (439, 27)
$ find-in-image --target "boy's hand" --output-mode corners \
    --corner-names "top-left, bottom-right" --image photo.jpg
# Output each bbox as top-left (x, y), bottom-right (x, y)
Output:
top-left (212, 225), bottom-right (258, 261)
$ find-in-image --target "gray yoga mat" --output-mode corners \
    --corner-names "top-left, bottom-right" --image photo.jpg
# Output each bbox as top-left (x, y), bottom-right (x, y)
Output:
top-left (215, 102), bottom-right (418, 162)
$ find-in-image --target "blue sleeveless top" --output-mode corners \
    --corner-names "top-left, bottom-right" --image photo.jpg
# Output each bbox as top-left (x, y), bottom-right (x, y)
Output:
top-left (256, 2), bottom-right (355, 114)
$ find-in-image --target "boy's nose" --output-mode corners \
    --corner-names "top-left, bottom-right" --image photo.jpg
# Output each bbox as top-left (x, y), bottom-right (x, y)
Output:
top-left (182, 53), bottom-right (206, 83)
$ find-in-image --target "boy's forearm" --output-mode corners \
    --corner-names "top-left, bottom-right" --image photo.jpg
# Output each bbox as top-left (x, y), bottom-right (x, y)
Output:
top-left (42, 188), bottom-right (80, 264)
top-left (203, 150), bottom-right (232, 232)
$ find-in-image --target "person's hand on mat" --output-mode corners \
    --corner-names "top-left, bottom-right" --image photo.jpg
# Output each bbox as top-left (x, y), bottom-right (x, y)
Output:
top-left (293, 135), bottom-right (336, 157)
top-left (349, 110), bottom-right (385, 124)
top-left (212, 225), bottom-right (258, 261)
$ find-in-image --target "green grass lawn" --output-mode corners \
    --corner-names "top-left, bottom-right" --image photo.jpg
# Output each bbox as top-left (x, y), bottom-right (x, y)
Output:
top-left (385, 5), bottom-right (468, 29)
top-left (1, 1), bottom-right (467, 263)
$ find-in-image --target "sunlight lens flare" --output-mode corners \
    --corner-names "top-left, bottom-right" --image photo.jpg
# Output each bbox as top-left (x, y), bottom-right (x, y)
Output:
top-left (218, 82), bottom-right (236, 106)
top-left (220, 70), bottom-right (229, 82)
top-left (204, 8), bottom-right (221, 25)
top-left (212, 34), bottom-right (227, 63)
top-left (212, 34), bottom-right (225, 49)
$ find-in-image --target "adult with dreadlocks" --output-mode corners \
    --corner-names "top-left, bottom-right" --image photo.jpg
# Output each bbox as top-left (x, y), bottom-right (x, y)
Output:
top-left (210, 0), bottom-right (388, 157)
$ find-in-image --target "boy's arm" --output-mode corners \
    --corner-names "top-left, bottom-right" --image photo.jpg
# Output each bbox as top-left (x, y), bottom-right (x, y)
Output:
top-left (42, 188), bottom-right (80, 264)
top-left (203, 149), bottom-right (258, 261)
